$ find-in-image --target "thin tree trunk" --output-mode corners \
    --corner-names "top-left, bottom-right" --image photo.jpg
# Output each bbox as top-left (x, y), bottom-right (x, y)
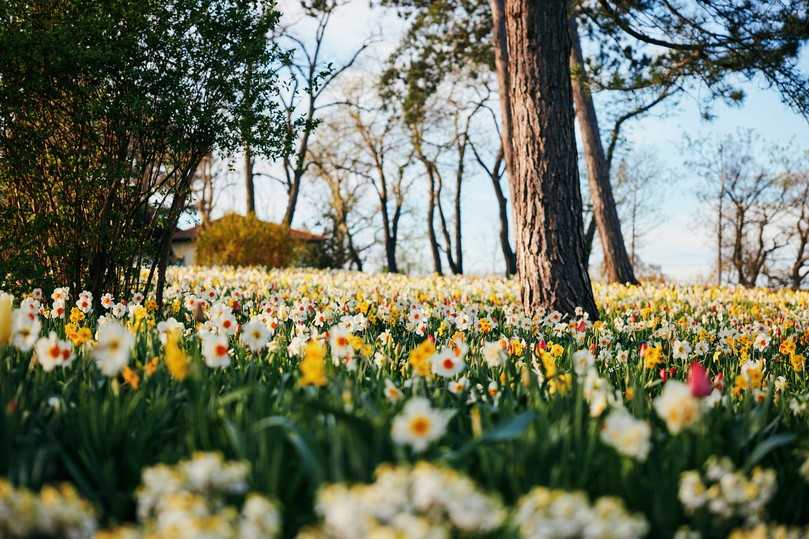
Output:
top-left (283, 98), bottom-right (316, 227)
top-left (436, 175), bottom-right (460, 274)
top-left (379, 194), bottom-right (399, 273)
top-left (583, 216), bottom-right (596, 264)
top-left (493, 175), bottom-right (517, 276)
top-left (500, 0), bottom-right (598, 319)
top-left (490, 0), bottom-right (515, 180)
top-left (389, 203), bottom-right (403, 273)
top-left (490, 0), bottom-right (517, 276)
top-left (717, 170), bottom-right (725, 285)
top-left (569, 18), bottom-right (637, 285)
top-left (475, 145), bottom-right (517, 276)
top-left (790, 218), bottom-right (808, 290)
top-left (244, 145), bottom-right (255, 214)
top-left (347, 231), bottom-right (363, 271)
top-left (630, 189), bottom-right (638, 266)
top-left (454, 137), bottom-right (465, 274)
top-left (426, 166), bottom-right (443, 275)
top-left (790, 240), bottom-right (807, 290)
top-left (384, 237), bottom-right (398, 273)
top-left (282, 177), bottom-right (301, 227)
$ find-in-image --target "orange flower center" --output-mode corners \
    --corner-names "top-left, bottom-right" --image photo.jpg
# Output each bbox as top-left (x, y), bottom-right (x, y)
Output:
top-left (410, 416), bottom-right (430, 436)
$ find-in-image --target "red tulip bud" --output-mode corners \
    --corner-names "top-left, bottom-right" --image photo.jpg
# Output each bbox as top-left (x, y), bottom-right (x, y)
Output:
top-left (712, 372), bottom-right (725, 391)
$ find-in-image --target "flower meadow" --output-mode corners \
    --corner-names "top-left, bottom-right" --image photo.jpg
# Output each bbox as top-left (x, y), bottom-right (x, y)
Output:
top-left (1, 268), bottom-right (809, 538)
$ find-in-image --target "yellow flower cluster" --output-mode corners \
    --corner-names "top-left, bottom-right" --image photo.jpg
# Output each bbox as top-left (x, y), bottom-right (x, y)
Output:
top-left (300, 340), bottom-right (327, 387)
top-left (164, 330), bottom-right (189, 381)
top-left (409, 339), bottom-right (436, 378)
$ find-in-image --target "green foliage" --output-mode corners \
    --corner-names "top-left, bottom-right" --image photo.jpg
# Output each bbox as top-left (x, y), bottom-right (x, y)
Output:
top-left (379, 0), bottom-right (809, 126)
top-left (195, 213), bottom-right (308, 268)
top-left (581, 1), bottom-right (809, 117)
top-left (0, 0), bottom-right (294, 298)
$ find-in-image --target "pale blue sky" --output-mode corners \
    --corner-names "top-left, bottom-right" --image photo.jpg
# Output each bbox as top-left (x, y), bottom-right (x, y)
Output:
top-left (207, 1), bottom-right (809, 281)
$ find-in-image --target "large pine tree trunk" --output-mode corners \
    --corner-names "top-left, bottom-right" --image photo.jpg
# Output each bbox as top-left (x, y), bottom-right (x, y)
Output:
top-left (569, 19), bottom-right (637, 284)
top-left (501, 0), bottom-right (598, 319)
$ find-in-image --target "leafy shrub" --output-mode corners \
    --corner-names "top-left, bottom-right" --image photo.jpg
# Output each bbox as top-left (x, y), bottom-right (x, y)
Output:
top-left (0, 0), bottom-right (293, 300)
top-left (196, 213), bottom-right (307, 268)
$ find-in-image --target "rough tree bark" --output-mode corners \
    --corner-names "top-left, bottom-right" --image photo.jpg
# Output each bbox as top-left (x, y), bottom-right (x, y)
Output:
top-left (569, 18), bottom-right (638, 285)
top-left (499, 0), bottom-right (598, 319)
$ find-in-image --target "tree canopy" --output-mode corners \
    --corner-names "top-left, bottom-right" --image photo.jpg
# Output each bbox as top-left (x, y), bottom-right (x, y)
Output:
top-left (0, 0), bottom-right (294, 299)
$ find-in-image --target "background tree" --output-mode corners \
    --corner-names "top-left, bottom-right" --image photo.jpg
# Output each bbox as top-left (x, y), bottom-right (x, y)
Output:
top-left (765, 156), bottom-right (809, 290)
top-left (0, 0), bottom-right (293, 303)
top-left (781, 170), bottom-right (809, 289)
top-left (379, 0), bottom-right (809, 288)
top-left (307, 120), bottom-right (376, 271)
top-left (304, 76), bottom-right (418, 273)
top-left (379, 0), bottom-right (655, 286)
top-left (611, 148), bottom-right (668, 272)
top-left (690, 131), bottom-right (804, 287)
top-left (268, 0), bottom-right (372, 227)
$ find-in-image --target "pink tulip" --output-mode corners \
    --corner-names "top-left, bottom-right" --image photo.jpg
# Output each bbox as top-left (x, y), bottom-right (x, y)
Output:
top-left (688, 362), bottom-right (712, 397)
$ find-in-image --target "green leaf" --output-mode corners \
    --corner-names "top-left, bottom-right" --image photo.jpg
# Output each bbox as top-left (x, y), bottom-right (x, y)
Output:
top-left (446, 411), bottom-right (535, 462)
top-left (745, 433), bottom-right (796, 470)
top-left (481, 411), bottom-right (536, 443)
top-left (254, 416), bottom-right (324, 486)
